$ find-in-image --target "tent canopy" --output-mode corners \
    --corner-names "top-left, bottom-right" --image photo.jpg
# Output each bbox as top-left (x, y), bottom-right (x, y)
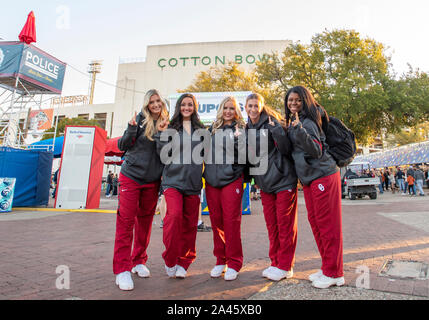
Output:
top-left (29, 136), bottom-right (63, 158)
top-left (105, 137), bottom-right (124, 157)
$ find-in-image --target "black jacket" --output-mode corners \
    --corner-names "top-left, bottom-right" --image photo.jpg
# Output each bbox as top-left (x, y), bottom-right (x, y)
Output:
top-left (395, 170), bottom-right (405, 179)
top-left (246, 112), bottom-right (297, 194)
top-left (117, 112), bottom-right (164, 185)
top-left (288, 112), bottom-right (338, 186)
top-left (203, 121), bottom-right (246, 188)
top-left (155, 125), bottom-right (207, 195)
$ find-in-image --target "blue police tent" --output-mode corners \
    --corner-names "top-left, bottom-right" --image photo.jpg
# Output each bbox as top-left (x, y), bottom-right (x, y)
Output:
top-left (0, 147), bottom-right (53, 207)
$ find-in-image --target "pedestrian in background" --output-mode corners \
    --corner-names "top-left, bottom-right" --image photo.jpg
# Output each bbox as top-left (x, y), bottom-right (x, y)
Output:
top-left (112, 174), bottom-right (118, 196)
top-left (395, 167), bottom-right (405, 194)
top-left (407, 166), bottom-right (417, 195)
top-left (415, 166), bottom-right (425, 196)
top-left (52, 168), bottom-right (59, 199)
top-left (377, 170), bottom-right (384, 194)
top-left (425, 167), bottom-right (429, 189)
top-left (113, 89), bottom-right (169, 291)
top-left (285, 86), bottom-right (344, 289)
top-left (389, 170), bottom-right (396, 194)
top-left (105, 171), bottom-right (113, 197)
top-left (407, 174), bottom-right (415, 196)
top-left (383, 168), bottom-right (390, 191)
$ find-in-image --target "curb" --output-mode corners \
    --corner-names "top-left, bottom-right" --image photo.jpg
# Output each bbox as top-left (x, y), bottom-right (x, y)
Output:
top-left (12, 207), bottom-right (116, 214)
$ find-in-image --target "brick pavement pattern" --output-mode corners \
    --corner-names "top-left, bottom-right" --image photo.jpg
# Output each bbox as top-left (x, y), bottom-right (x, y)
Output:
top-left (0, 191), bottom-right (428, 300)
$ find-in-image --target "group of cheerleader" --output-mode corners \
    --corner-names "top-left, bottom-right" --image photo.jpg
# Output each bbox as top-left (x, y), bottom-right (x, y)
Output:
top-left (112, 86), bottom-right (344, 291)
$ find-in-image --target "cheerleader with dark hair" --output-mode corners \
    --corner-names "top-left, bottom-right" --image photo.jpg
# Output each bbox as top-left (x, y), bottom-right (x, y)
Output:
top-left (285, 85), bottom-right (344, 289)
top-left (155, 93), bottom-right (207, 279)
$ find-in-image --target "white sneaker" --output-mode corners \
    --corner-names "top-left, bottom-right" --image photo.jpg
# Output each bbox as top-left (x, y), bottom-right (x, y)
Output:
top-left (165, 264), bottom-right (177, 278)
top-left (266, 267), bottom-right (293, 281)
top-left (262, 266), bottom-right (277, 278)
top-left (308, 269), bottom-right (323, 282)
top-left (175, 265), bottom-right (187, 278)
top-left (131, 264), bottom-right (150, 278)
top-left (115, 271), bottom-right (134, 291)
top-left (224, 268), bottom-right (238, 281)
top-left (312, 274), bottom-right (345, 289)
top-left (210, 265), bottom-right (226, 278)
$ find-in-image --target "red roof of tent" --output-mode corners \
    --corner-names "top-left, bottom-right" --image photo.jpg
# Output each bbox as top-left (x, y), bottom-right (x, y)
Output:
top-left (105, 136), bottom-right (124, 157)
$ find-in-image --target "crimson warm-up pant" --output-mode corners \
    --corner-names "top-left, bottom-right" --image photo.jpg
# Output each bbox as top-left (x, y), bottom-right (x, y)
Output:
top-left (302, 171), bottom-right (343, 278)
top-left (162, 188), bottom-right (201, 270)
top-left (113, 173), bottom-right (160, 275)
top-left (205, 177), bottom-right (244, 272)
top-left (260, 188), bottom-right (298, 272)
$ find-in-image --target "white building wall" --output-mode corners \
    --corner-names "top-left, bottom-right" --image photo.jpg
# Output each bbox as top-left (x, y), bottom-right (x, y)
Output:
top-left (111, 40), bottom-right (291, 137)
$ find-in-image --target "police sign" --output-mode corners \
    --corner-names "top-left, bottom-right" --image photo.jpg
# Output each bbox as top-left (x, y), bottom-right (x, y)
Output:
top-left (0, 41), bottom-right (66, 94)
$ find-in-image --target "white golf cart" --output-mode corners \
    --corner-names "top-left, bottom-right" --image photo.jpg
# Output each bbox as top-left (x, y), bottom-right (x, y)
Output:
top-left (341, 161), bottom-right (379, 200)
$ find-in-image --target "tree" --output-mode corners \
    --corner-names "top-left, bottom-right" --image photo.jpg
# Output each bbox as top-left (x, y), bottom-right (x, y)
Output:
top-left (385, 122), bottom-right (429, 147)
top-left (255, 29), bottom-right (426, 145)
top-left (40, 117), bottom-right (103, 140)
top-left (179, 62), bottom-right (277, 109)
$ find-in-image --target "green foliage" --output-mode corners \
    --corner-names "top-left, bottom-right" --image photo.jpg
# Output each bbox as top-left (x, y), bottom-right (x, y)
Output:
top-left (256, 29), bottom-right (397, 144)
top-left (40, 117), bottom-right (102, 140)
top-left (183, 29), bottom-right (429, 145)
top-left (385, 122), bottom-right (429, 147)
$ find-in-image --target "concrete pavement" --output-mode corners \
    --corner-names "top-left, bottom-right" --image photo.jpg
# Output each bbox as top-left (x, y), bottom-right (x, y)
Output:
top-left (0, 190), bottom-right (428, 300)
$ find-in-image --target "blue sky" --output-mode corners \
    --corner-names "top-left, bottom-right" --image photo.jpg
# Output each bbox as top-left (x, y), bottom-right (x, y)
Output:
top-left (1, 0), bottom-right (429, 104)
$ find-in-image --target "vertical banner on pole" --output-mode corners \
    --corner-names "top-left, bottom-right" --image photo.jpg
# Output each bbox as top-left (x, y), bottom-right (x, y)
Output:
top-left (55, 126), bottom-right (106, 209)
top-left (201, 182), bottom-right (251, 215)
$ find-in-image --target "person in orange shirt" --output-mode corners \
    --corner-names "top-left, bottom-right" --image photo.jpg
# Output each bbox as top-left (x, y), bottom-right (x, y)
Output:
top-left (407, 174), bottom-right (415, 195)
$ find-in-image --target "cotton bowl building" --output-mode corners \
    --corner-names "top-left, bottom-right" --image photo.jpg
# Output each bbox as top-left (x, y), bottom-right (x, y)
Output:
top-left (51, 40), bottom-right (292, 138)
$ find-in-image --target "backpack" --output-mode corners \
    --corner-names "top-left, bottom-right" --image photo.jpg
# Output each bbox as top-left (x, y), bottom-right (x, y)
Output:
top-left (322, 116), bottom-right (357, 167)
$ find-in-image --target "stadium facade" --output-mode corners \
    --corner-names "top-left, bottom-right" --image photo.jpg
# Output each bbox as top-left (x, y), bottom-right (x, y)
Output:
top-left (46, 40), bottom-right (292, 139)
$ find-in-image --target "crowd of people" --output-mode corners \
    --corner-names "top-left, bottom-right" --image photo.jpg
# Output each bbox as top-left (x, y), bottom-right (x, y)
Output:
top-left (110, 86), bottom-right (347, 292)
top-left (363, 166), bottom-right (428, 196)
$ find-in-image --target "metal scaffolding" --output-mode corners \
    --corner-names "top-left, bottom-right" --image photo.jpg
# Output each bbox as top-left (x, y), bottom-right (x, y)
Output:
top-left (0, 76), bottom-right (60, 151)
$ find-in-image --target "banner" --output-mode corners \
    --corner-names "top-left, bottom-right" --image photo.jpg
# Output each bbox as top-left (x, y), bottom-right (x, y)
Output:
top-left (0, 178), bottom-right (16, 213)
top-left (0, 41), bottom-right (66, 94)
top-left (0, 42), bottom-right (22, 77)
top-left (168, 91), bottom-right (251, 125)
top-left (29, 108), bottom-right (54, 131)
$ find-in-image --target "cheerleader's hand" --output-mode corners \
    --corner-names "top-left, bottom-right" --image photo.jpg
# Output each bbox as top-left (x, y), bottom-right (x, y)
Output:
top-left (158, 119), bottom-right (169, 131)
top-left (129, 111), bottom-right (137, 126)
top-left (291, 112), bottom-right (300, 127)
top-left (234, 123), bottom-right (242, 137)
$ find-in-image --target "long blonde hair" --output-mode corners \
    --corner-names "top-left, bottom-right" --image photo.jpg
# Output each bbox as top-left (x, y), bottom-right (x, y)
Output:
top-left (245, 93), bottom-right (286, 127)
top-left (141, 89), bottom-right (170, 141)
top-left (211, 96), bottom-right (246, 134)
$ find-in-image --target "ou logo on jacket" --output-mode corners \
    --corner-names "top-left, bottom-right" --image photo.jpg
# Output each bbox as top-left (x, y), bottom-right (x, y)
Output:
top-left (318, 184), bottom-right (325, 192)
